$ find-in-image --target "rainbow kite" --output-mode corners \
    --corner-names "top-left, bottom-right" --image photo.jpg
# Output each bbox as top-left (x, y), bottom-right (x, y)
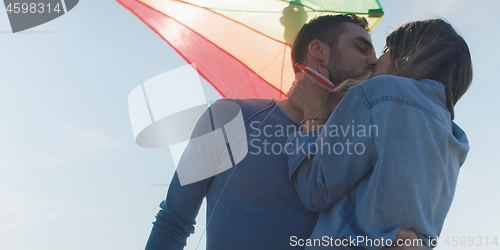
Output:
top-left (118, 0), bottom-right (383, 98)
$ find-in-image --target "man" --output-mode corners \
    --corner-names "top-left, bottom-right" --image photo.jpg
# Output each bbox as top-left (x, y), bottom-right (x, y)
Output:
top-left (278, 14), bottom-right (377, 126)
top-left (145, 14), bottom-right (376, 250)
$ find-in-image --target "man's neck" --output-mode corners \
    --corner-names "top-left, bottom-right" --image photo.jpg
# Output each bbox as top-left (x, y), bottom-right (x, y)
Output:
top-left (275, 99), bottom-right (303, 124)
top-left (276, 92), bottom-right (343, 124)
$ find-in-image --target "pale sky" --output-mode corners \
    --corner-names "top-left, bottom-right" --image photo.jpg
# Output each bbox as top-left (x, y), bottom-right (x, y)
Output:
top-left (0, 0), bottom-right (498, 249)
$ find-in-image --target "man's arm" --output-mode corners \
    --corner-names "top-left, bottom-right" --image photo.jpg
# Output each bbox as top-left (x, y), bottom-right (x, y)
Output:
top-left (145, 102), bottom-right (232, 249)
top-left (145, 172), bottom-right (210, 250)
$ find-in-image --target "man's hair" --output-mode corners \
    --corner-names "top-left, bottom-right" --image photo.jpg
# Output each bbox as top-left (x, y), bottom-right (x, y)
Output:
top-left (385, 19), bottom-right (473, 119)
top-left (291, 14), bottom-right (369, 73)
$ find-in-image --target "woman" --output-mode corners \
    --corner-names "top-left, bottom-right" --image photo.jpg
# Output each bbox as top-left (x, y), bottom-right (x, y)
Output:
top-left (286, 19), bottom-right (472, 249)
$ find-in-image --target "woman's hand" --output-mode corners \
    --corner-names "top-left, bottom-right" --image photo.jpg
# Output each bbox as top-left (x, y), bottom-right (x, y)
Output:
top-left (287, 65), bottom-right (331, 120)
top-left (387, 229), bottom-right (431, 250)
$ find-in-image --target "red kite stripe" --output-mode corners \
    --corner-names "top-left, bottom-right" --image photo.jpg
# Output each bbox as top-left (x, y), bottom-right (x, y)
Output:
top-left (117, 0), bottom-right (286, 98)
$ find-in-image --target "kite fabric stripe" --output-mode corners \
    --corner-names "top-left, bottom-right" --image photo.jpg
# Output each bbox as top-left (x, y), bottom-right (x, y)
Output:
top-left (118, 0), bottom-right (285, 98)
top-left (118, 0), bottom-right (383, 98)
top-left (171, 0), bottom-right (383, 44)
top-left (136, 0), bottom-right (295, 96)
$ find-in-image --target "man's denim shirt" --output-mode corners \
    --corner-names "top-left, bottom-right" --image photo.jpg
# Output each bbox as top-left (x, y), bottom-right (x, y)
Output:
top-left (286, 75), bottom-right (469, 249)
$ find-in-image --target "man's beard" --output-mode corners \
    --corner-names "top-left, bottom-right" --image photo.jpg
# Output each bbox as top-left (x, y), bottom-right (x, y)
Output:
top-left (327, 48), bottom-right (367, 85)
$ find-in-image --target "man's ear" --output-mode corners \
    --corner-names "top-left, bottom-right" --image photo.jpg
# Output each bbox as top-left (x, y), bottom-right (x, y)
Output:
top-left (308, 39), bottom-right (330, 62)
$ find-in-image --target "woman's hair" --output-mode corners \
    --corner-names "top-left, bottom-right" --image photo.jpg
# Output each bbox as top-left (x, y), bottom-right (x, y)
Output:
top-left (334, 19), bottom-right (472, 120)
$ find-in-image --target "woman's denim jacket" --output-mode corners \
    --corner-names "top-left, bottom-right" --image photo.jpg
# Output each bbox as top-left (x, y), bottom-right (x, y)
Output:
top-left (286, 75), bottom-right (469, 248)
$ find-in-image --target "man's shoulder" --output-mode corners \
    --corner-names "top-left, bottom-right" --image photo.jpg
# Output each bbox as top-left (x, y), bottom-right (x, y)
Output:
top-left (216, 97), bottom-right (274, 106)
top-left (213, 98), bottom-right (275, 115)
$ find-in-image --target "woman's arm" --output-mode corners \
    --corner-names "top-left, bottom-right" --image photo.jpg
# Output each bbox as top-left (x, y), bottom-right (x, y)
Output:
top-left (286, 85), bottom-right (377, 212)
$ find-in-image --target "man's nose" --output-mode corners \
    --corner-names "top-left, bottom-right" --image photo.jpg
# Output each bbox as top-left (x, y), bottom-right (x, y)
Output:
top-left (367, 54), bottom-right (377, 69)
